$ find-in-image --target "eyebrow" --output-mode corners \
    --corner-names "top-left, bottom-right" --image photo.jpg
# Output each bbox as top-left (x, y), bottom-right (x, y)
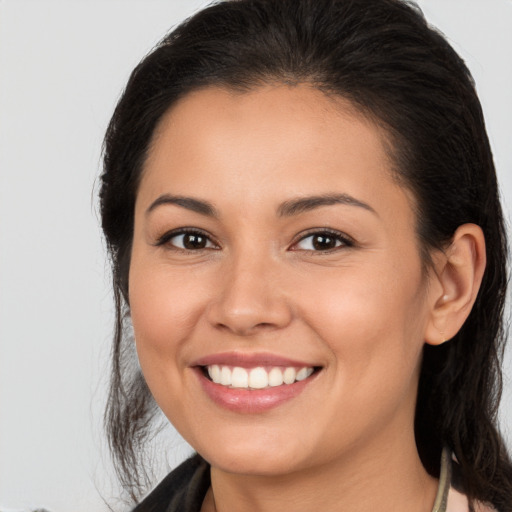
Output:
top-left (277, 193), bottom-right (377, 217)
top-left (146, 192), bottom-right (377, 218)
top-left (146, 194), bottom-right (218, 217)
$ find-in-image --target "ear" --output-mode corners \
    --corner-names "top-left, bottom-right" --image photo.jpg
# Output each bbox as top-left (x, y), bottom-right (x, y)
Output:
top-left (424, 224), bottom-right (486, 346)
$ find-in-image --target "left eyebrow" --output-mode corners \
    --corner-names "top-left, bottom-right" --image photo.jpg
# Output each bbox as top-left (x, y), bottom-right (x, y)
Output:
top-left (146, 194), bottom-right (218, 217)
top-left (277, 193), bottom-right (377, 217)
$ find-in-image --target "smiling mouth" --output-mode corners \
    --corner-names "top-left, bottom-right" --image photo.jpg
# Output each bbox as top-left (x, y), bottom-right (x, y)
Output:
top-left (201, 365), bottom-right (320, 390)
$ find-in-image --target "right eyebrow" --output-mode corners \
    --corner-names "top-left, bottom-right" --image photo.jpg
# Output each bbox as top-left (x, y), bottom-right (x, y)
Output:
top-left (145, 194), bottom-right (218, 217)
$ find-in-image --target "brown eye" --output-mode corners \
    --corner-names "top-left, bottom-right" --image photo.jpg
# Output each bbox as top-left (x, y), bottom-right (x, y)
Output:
top-left (182, 233), bottom-right (208, 249)
top-left (158, 230), bottom-right (217, 250)
top-left (293, 231), bottom-right (352, 252)
top-left (311, 234), bottom-right (338, 250)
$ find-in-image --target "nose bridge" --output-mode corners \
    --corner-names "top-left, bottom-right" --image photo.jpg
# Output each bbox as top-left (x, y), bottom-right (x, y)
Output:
top-left (207, 243), bottom-right (292, 335)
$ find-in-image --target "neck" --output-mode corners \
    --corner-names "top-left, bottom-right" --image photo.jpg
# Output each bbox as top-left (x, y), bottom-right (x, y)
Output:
top-left (203, 429), bottom-right (438, 512)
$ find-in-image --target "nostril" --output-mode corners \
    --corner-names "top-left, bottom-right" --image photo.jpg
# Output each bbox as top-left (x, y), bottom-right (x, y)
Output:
top-left (213, 321), bottom-right (279, 336)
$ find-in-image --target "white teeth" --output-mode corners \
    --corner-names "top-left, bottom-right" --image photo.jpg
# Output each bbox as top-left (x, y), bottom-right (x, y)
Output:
top-left (231, 367), bottom-right (249, 388)
top-left (283, 367), bottom-right (296, 384)
top-left (220, 366), bottom-right (232, 386)
top-left (296, 367), bottom-right (314, 381)
top-left (208, 364), bottom-right (221, 383)
top-left (248, 367), bottom-right (268, 389)
top-left (205, 365), bottom-right (315, 389)
top-left (268, 367), bottom-right (284, 387)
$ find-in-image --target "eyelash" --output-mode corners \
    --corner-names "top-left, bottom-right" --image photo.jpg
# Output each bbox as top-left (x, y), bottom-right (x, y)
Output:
top-left (155, 228), bottom-right (354, 253)
top-left (291, 229), bottom-right (354, 253)
top-left (155, 228), bottom-right (219, 252)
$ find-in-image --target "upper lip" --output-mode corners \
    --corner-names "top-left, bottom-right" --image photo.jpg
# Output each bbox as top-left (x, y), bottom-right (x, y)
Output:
top-left (192, 351), bottom-right (319, 368)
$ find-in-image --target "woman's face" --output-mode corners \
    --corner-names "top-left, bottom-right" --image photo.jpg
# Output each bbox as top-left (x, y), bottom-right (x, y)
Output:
top-left (129, 84), bottom-right (439, 475)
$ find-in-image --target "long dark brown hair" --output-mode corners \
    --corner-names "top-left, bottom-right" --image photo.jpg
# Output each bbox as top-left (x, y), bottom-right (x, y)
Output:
top-left (99, 0), bottom-right (512, 508)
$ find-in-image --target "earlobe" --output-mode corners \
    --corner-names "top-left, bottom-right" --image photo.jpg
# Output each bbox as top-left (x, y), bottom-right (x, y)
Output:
top-left (424, 224), bottom-right (486, 346)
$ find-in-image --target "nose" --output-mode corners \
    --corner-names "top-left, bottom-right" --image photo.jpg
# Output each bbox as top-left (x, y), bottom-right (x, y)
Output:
top-left (205, 253), bottom-right (293, 336)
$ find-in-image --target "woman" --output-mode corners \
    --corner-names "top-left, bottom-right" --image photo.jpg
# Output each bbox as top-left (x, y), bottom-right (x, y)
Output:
top-left (99, 0), bottom-right (512, 510)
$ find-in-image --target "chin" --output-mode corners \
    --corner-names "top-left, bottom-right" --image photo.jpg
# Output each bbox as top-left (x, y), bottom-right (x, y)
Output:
top-left (210, 452), bottom-right (303, 477)
top-left (195, 431), bottom-right (311, 476)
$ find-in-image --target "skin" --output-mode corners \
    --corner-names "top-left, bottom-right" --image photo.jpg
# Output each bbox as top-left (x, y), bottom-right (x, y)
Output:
top-left (129, 84), bottom-right (486, 512)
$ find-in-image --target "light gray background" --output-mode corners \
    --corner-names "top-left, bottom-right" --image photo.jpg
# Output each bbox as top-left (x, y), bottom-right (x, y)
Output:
top-left (0, 1), bottom-right (511, 511)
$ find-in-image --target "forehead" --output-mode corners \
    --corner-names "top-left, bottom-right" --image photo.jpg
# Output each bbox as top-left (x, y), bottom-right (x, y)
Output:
top-left (138, 84), bottom-right (412, 223)
top-left (149, 84), bottom-right (389, 152)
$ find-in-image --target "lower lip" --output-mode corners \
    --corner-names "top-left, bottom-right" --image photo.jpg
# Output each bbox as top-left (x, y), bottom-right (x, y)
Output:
top-left (194, 368), bottom-right (317, 413)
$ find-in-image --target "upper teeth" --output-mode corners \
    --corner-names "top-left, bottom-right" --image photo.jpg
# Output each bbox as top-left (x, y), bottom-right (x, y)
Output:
top-left (206, 365), bottom-right (314, 389)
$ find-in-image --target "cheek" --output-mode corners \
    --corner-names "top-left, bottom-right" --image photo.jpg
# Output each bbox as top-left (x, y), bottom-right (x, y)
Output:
top-left (128, 257), bottom-right (206, 372)
top-left (296, 254), bottom-right (428, 377)
top-left (127, 259), bottom-right (216, 425)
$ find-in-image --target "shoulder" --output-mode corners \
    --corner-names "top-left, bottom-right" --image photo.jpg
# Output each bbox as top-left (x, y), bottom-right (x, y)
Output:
top-left (132, 454), bottom-right (210, 512)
